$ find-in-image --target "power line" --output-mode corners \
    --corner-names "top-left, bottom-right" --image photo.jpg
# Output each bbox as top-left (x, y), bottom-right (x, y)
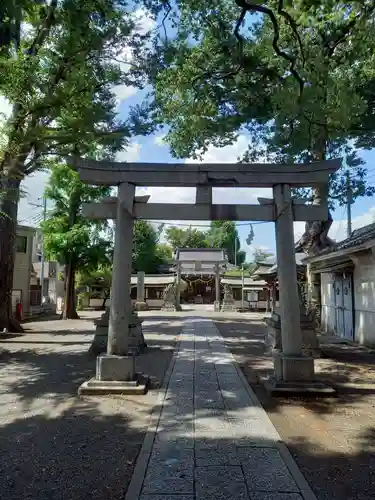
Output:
top-left (144, 220), bottom-right (271, 228)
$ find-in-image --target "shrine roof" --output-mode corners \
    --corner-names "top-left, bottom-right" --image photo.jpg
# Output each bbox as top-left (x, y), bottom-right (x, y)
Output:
top-left (175, 248), bottom-right (227, 263)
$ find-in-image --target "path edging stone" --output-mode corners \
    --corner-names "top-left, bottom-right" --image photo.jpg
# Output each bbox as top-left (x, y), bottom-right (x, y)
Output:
top-left (124, 337), bottom-right (181, 500)
top-left (221, 325), bottom-right (318, 500)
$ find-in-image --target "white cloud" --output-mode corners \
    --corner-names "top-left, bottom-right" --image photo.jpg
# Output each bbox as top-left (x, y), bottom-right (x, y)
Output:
top-left (18, 170), bottom-right (50, 226)
top-left (116, 142), bottom-right (141, 162)
top-left (188, 134), bottom-right (272, 204)
top-left (0, 95), bottom-right (12, 124)
top-left (112, 8), bottom-right (156, 107)
top-left (154, 135), bottom-right (167, 147)
top-left (113, 84), bottom-right (138, 103)
top-left (133, 8), bottom-right (156, 34)
top-left (18, 142), bottom-right (142, 226)
top-left (188, 135), bottom-right (249, 164)
top-left (293, 205), bottom-right (375, 243)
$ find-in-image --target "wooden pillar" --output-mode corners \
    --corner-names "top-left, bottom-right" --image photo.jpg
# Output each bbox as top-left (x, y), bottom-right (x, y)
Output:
top-left (266, 287), bottom-right (271, 313)
top-left (271, 283), bottom-right (277, 313)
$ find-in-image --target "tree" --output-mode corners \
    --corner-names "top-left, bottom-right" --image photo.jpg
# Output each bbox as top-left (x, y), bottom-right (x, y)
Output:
top-left (42, 162), bottom-right (112, 319)
top-left (133, 220), bottom-right (164, 273)
top-left (155, 243), bottom-right (173, 262)
top-left (77, 264), bottom-right (112, 310)
top-left (138, 1), bottom-right (375, 209)
top-left (207, 220), bottom-right (245, 266)
top-left (165, 226), bottom-right (208, 250)
top-left (0, 1), bottom-right (149, 330)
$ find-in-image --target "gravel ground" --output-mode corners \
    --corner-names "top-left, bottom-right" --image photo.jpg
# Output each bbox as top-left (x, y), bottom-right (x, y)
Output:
top-left (0, 312), bottom-right (180, 500)
top-left (215, 314), bottom-right (375, 500)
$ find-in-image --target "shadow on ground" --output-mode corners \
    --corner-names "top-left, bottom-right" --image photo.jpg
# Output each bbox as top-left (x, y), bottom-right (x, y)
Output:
top-left (1, 313), bottom-right (375, 499)
top-left (215, 315), bottom-right (375, 500)
top-left (0, 316), bottom-right (180, 500)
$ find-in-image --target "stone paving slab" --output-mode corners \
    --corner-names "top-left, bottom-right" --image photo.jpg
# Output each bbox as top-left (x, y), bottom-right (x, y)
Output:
top-left (126, 319), bottom-right (317, 500)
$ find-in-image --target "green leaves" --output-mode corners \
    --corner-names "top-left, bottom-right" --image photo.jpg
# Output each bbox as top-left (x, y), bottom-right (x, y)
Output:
top-left (164, 221), bottom-right (245, 266)
top-left (0, 0), bottom-right (151, 177)
top-left (165, 226), bottom-right (208, 250)
top-left (140, 1), bottom-right (375, 208)
top-left (41, 161), bottom-right (112, 269)
top-left (133, 219), bottom-right (160, 273)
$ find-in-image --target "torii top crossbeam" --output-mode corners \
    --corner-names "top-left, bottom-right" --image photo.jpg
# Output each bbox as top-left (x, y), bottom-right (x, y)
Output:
top-left (71, 157), bottom-right (340, 187)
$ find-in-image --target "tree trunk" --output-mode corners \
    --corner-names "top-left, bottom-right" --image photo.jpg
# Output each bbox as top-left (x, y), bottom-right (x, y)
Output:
top-left (0, 176), bottom-right (24, 333)
top-left (62, 259), bottom-right (79, 319)
top-left (101, 288), bottom-right (109, 310)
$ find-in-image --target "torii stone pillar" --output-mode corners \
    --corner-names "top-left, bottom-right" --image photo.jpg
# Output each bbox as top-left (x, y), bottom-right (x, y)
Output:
top-left (175, 263), bottom-right (182, 311)
top-left (79, 183), bottom-right (148, 396)
top-left (135, 271), bottom-right (148, 310)
top-left (108, 182), bottom-right (134, 354)
top-left (267, 184), bottom-right (325, 392)
top-left (214, 263), bottom-right (221, 312)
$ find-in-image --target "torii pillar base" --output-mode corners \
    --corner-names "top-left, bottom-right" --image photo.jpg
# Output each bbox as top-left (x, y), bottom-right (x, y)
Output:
top-left (78, 354), bottom-right (148, 396)
top-left (265, 350), bottom-right (336, 397)
top-left (89, 309), bottom-right (147, 356)
top-left (134, 301), bottom-right (148, 311)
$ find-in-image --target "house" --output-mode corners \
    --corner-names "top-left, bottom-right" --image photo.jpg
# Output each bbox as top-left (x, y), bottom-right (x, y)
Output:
top-left (32, 229), bottom-right (65, 313)
top-left (303, 222), bottom-right (375, 346)
top-left (12, 225), bottom-right (36, 316)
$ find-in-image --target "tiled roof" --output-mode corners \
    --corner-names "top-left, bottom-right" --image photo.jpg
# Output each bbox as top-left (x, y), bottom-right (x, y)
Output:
top-left (253, 253), bottom-right (305, 277)
top-left (314, 222), bottom-right (375, 257)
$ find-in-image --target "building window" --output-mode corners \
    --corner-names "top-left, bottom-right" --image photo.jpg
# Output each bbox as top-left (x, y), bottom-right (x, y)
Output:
top-left (16, 235), bottom-right (27, 253)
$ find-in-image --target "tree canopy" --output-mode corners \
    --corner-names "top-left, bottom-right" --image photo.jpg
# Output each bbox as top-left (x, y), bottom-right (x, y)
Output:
top-left (136, 0), bottom-right (375, 207)
top-left (164, 222), bottom-right (246, 265)
top-left (0, 0), bottom-right (150, 329)
top-left (165, 226), bottom-right (209, 250)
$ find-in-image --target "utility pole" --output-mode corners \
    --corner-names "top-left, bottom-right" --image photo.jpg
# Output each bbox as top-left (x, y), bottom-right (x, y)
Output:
top-left (241, 264), bottom-right (245, 311)
top-left (346, 171), bottom-right (352, 238)
top-left (39, 196), bottom-right (47, 302)
top-left (234, 231), bottom-right (237, 267)
top-left (30, 196), bottom-right (47, 302)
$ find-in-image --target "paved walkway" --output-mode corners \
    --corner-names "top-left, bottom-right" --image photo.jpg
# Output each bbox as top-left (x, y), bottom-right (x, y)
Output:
top-left (128, 319), bottom-right (316, 500)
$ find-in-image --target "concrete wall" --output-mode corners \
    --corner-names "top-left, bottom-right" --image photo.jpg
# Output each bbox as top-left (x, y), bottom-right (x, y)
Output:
top-left (353, 255), bottom-right (375, 346)
top-left (13, 227), bottom-right (35, 314)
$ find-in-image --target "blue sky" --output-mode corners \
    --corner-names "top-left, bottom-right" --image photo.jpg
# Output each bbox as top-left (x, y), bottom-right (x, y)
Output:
top-left (15, 83), bottom-right (375, 262)
top-left (9, 8), bottom-right (375, 261)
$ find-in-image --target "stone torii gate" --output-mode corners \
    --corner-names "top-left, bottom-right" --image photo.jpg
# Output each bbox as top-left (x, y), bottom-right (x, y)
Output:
top-left (74, 157), bottom-right (340, 395)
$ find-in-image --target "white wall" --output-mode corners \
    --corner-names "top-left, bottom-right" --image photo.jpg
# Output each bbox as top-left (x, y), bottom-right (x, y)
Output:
top-left (320, 272), bottom-right (336, 335)
top-left (13, 228), bottom-right (35, 313)
top-left (353, 254), bottom-right (375, 346)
